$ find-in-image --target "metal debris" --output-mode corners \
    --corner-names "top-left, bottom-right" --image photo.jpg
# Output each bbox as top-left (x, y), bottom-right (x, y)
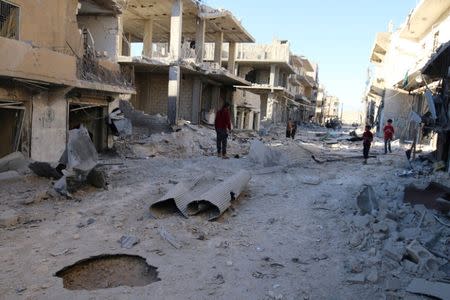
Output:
top-left (119, 235), bottom-right (140, 249)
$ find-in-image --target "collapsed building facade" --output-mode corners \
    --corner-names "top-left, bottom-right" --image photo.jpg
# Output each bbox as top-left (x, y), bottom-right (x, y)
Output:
top-left (0, 0), bottom-right (134, 161)
top-left (117, 0), bottom-right (254, 128)
top-left (365, 0), bottom-right (450, 147)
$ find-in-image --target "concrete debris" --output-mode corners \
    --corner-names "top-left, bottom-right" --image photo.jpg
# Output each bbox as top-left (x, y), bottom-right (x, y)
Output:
top-left (385, 277), bottom-right (402, 291)
top-left (29, 162), bottom-right (63, 179)
top-left (0, 152), bottom-right (28, 174)
top-left (406, 278), bottom-right (450, 300)
top-left (158, 226), bottom-right (182, 249)
top-left (0, 170), bottom-right (22, 181)
top-left (248, 140), bottom-right (287, 167)
top-left (109, 108), bottom-right (132, 136)
top-left (54, 125), bottom-right (100, 196)
top-left (404, 182), bottom-right (450, 213)
top-left (347, 273), bottom-right (365, 284)
top-left (151, 170), bottom-right (251, 221)
top-left (0, 209), bottom-right (20, 227)
top-left (406, 240), bottom-right (440, 273)
top-left (356, 185), bottom-right (379, 215)
top-left (119, 235), bottom-right (140, 249)
top-left (119, 100), bottom-right (169, 135)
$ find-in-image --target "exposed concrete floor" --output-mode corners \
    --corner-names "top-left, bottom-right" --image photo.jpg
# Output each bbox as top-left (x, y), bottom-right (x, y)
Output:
top-left (0, 127), bottom-right (444, 300)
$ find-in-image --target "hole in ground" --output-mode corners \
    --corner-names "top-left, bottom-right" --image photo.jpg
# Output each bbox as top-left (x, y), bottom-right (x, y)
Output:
top-left (55, 254), bottom-right (160, 290)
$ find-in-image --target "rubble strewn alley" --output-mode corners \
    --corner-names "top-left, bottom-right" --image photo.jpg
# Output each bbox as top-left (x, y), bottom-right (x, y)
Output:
top-left (1, 0), bottom-right (450, 300)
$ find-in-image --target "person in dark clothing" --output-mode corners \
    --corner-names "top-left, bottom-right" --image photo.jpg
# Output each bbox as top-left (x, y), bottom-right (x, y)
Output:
top-left (214, 102), bottom-right (232, 159)
top-left (383, 119), bottom-right (395, 154)
top-left (362, 125), bottom-right (374, 164)
top-left (286, 119), bottom-right (296, 139)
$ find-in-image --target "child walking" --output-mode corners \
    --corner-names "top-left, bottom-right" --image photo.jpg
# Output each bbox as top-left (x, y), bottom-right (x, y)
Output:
top-left (383, 119), bottom-right (395, 154)
top-left (363, 125), bottom-right (374, 164)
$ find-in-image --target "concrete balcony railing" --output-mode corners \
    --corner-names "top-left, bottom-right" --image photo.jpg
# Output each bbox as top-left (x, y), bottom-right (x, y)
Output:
top-left (237, 43), bottom-right (290, 63)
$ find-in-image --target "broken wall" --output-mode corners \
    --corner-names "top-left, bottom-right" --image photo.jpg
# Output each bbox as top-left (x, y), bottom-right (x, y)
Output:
top-left (133, 73), bottom-right (194, 121)
top-left (8, 0), bottom-right (82, 55)
top-left (382, 89), bottom-right (415, 141)
top-left (31, 89), bottom-right (68, 162)
top-left (77, 15), bottom-right (119, 58)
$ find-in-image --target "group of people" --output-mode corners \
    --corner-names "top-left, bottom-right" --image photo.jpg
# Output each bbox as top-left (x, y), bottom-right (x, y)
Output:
top-left (214, 102), bottom-right (395, 165)
top-left (362, 119), bottom-right (395, 164)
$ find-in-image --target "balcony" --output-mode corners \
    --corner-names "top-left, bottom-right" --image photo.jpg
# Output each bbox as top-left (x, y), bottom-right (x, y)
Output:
top-left (0, 37), bottom-right (77, 85)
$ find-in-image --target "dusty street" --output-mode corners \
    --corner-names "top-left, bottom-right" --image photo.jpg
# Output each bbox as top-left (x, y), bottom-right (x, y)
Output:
top-left (1, 126), bottom-right (448, 300)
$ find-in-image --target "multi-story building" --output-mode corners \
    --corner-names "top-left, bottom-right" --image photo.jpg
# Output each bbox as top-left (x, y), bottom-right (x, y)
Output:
top-left (118, 0), bottom-right (254, 127)
top-left (288, 56), bottom-right (317, 123)
top-left (365, 0), bottom-right (450, 140)
top-left (0, 0), bottom-right (134, 161)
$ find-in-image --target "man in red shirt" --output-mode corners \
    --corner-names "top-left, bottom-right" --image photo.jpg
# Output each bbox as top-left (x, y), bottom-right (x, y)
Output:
top-left (383, 119), bottom-right (395, 154)
top-left (214, 102), bottom-right (232, 159)
top-left (363, 125), bottom-right (374, 164)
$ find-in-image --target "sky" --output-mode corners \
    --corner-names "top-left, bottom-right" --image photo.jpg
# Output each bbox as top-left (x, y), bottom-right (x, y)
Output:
top-left (201, 0), bottom-right (421, 112)
top-left (132, 0), bottom-right (419, 112)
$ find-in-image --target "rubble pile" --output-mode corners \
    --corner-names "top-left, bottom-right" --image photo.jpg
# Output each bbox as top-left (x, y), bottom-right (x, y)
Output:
top-left (343, 183), bottom-right (450, 298)
top-left (115, 125), bottom-right (250, 159)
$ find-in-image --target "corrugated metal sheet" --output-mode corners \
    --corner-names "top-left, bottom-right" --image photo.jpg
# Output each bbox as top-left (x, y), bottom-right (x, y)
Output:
top-left (150, 170), bottom-right (251, 221)
top-left (187, 170), bottom-right (251, 220)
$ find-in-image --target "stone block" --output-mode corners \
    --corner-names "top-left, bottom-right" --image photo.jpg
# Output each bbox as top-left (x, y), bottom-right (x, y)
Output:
top-left (406, 240), bottom-right (440, 273)
top-left (383, 240), bottom-right (406, 262)
top-left (0, 209), bottom-right (20, 227)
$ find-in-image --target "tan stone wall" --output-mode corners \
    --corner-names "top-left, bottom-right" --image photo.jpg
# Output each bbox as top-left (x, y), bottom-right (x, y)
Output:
top-left (133, 73), bottom-right (194, 121)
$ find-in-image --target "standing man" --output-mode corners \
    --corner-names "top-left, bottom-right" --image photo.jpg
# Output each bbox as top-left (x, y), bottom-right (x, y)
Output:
top-left (214, 102), bottom-right (232, 159)
top-left (286, 119), bottom-right (296, 139)
top-left (383, 119), bottom-right (395, 154)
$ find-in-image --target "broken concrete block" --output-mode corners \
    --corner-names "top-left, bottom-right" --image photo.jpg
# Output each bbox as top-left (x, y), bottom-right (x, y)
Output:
top-left (349, 232), bottom-right (364, 248)
top-left (299, 175), bottom-right (321, 185)
top-left (0, 209), bottom-right (20, 227)
top-left (406, 278), bottom-right (450, 300)
top-left (352, 214), bottom-right (373, 228)
top-left (406, 240), bottom-right (440, 273)
top-left (399, 227), bottom-right (421, 241)
top-left (29, 162), bottom-right (63, 179)
top-left (347, 273), bottom-right (366, 284)
top-left (87, 168), bottom-right (107, 189)
top-left (383, 240), bottom-right (406, 262)
top-left (0, 170), bottom-right (21, 181)
top-left (0, 152), bottom-right (28, 173)
top-left (402, 260), bottom-right (419, 274)
top-left (372, 222), bottom-right (389, 233)
top-left (356, 185), bottom-right (378, 215)
top-left (366, 267), bottom-right (378, 283)
top-left (385, 277), bottom-right (402, 291)
top-left (248, 140), bottom-right (287, 167)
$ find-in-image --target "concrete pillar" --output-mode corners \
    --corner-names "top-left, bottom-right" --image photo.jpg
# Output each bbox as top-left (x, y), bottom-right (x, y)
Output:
top-left (232, 104), bottom-right (237, 127)
top-left (212, 86), bottom-right (221, 110)
top-left (116, 15), bottom-right (123, 58)
top-left (269, 64), bottom-right (276, 88)
top-left (169, 0), bottom-right (183, 60)
top-left (214, 31), bottom-right (224, 65)
top-left (195, 18), bottom-right (206, 64)
top-left (247, 111), bottom-right (254, 130)
top-left (31, 88), bottom-right (69, 162)
top-left (254, 112), bottom-right (260, 131)
top-left (239, 110), bottom-right (245, 129)
top-left (143, 19), bottom-right (154, 57)
top-left (228, 42), bottom-right (236, 74)
top-left (192, 78), bottom-right (202, 124)
top-left (167, 0), bottom-right (183, 125)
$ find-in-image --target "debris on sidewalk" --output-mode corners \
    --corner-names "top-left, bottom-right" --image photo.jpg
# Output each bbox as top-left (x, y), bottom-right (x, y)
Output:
top-left (404, 182), bottom-right (450, 213)
top-left (119, 235), bottom-right (140, 249)
top-left (406, 278), bottom-right (450, 300)
top-left (158, 226), bottom-right (182, 249)
top-left (248, 140), bottom-right (287, 167)
top-left (0, 152), bottom-right (28, 174)
top-left (356, 185), bottom-right (378, 215)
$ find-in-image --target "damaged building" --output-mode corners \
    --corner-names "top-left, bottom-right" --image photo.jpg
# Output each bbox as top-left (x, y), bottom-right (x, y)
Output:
top-left (117, 0), bottom-right (255, 128)
top-left (365, 0), bottom-right (450, 147)
top-left (0, 0), bottom-right (134, 161)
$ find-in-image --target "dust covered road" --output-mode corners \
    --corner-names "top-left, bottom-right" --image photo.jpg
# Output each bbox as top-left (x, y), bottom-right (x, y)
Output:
top-left (0, 126), bottom-right (449, 300)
